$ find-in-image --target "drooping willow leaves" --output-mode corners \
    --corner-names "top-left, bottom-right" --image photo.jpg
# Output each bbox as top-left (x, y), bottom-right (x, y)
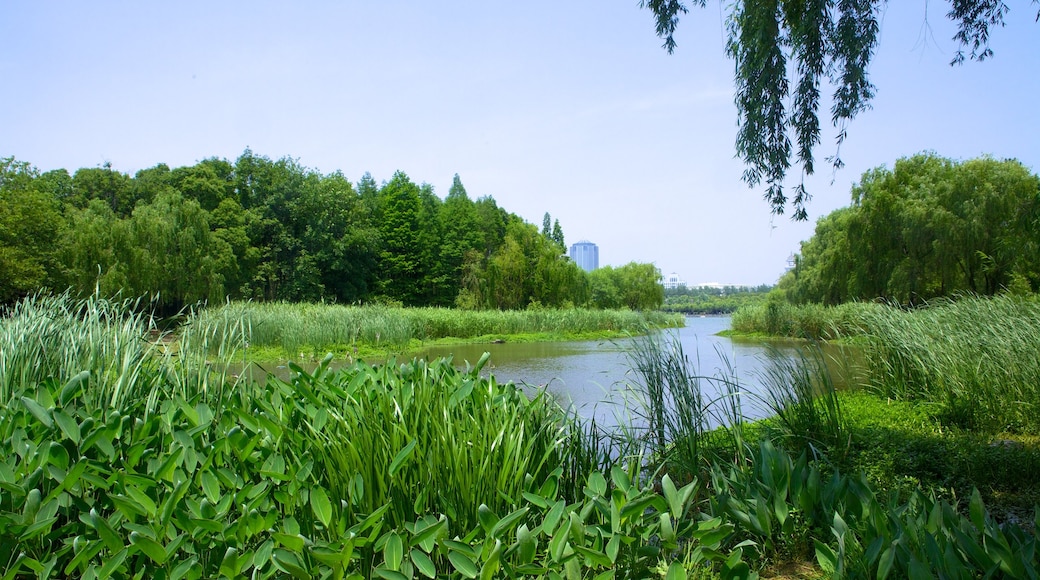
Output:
top-left (641, 0), bottom-right (1035, 220)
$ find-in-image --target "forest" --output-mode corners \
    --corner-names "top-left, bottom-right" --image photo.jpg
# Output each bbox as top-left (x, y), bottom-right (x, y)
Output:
top-left (0, 152), bottom-right (664, 314)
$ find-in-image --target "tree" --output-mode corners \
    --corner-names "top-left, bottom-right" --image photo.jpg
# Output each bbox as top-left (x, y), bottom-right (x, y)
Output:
top-left (641, 0), bottom-right (1036, 219)
top-left (378, 172), bottom-right (425, 305)
top-left (784, 153), bottom-right (1040, 304)
top-left (0, 158), bottom-right (66, 303)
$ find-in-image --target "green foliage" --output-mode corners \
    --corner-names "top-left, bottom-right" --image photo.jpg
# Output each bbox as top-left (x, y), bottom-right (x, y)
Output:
top-left (641, 3), bottom-right (1034, 218)
top-left (0, 158), bottom-right (66, 303)
top-left (187, 300), bottom-right (684, 356)
top-left (662, 285), bottom-right (772, 315)
top-left (784, 154), bottom-right (1040, 305)
top-left (2, 294), bottom-right (1040, 578)
top-left (588, 263), bottom-right (665, 310)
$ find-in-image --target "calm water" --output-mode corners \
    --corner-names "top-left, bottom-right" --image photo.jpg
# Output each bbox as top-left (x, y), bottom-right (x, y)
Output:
top-left (412, 316), bottom-right (849, 429)
top-left (247, 316), bottom-right (858, 429)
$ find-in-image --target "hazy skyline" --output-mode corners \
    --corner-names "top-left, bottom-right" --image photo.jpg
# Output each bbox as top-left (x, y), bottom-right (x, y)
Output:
top-left (2, 2), bottom-right (1038, 286)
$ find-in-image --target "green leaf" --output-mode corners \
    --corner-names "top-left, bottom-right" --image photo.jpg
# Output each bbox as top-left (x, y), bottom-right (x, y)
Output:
top-left (389, 439), bottom-right (416, 477)
top-left (969, 488), bottom-right (986, 530)
top-left (311, 487), bottom-right (333, 528)
top-left (665, 562), bottom-right (687, 580)
top-left (98, 547), bottom-right (128, 579)
top-left (661, 474), bottom-right (681, 518)
top-left (53, 409), bottom-right (80, 444)
top-left (490, 506), bottom-right (529, 538)
top-left (477, 503), bottom-right (499, 533)
top-left (410, 549), bottom-right (436, 579)
top-left (272, 548), bottom-right (311, 580)
top-left (814, 540), bottom-right (837, 574)
top-left (59, 370), bottom-right (90, 406)
top-left (384, 532), bottom-right (403, 571)
top-left (201, 471), bottom-right (220, 504)
top-left (516, 524), bottom-right (537, 564)
top-left (877, 546), bottom-right (895, 580)
top-left (130, 532), bottom-right (167, 564)
top-left (21, 396), bottom-right (53, 428)
top-left (448, 550), bottom-right (478, 579)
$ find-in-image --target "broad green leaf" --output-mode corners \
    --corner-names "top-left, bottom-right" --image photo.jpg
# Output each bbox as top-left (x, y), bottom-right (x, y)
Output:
top-left (21, 396), bottom-right (53, 428)
top-left (98, 547), bottom-right (128, 579)
top-left (59, 370), bottom-right (90, 406)
top-left (272, 548), bottom-right (311, 580)
top-left (125, 484), bottom-right (157, 519)
top-left (969, 488), bottom-right (986, 530)
top-left (53, 409), bottom-right (80, 444)
top-left (516, 524), bottom-right (537, 564)
top-left (490, 506), bottom-right (529, 538)
top-left (665, 562), bottom-right (687, 580)
top-left (587, 472), bottom-right (606, 497)
top-left (410, 549), bottom-right (436, 579)
top-left (384, 532), bottom-right (403, 571)
top-left (311, 486), bottom-right (333, 528)
top-left (477, 504), bottom-right (499, 533)
top-left (219, 547), bottom-right (241, 578)
top-left (877, 546), bottom-right (895, 580)
top-left (814, 540), bottom-right (837, 574)
top-left (448, 550), bottom-right (478, 579)
top-left (661, 474), bottom-right (681, 518)
top-left (130, 532), bottom-right (167, 564)
top-left (201, 471), bottom-right (220, 504)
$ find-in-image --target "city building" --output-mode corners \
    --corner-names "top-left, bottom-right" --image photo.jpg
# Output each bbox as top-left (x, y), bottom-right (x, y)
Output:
top-left (662, 272), bottom-right (686, 289)
top-left (569, 240), bottom-right (599, 272)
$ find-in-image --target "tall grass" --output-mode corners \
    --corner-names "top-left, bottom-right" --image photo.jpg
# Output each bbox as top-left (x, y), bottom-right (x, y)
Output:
top-left (730, 299), bottom-right (876, 340)
top-left (186, 301), bottom-right (683, 355)
top-left (857, 295), bottom-right (1040, 433)
top-left (753, 345), bottom-right (848, 460)
top-left (0, 292), bottom-right (245, 414)
top-left (624, 330), bottom-right (749, 482)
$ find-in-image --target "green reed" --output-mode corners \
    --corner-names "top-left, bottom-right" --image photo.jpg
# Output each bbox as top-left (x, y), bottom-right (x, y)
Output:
top-left (730, 300), bottom-right (875, 340)
top-left (186, 301), bottom-right (683, 355)
top-left (857, 295), bottom-right (1040, 434)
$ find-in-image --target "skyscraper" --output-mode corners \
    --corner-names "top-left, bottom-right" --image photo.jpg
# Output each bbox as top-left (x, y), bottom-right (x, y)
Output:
top-left (569, 240), bottom-right (599, 272)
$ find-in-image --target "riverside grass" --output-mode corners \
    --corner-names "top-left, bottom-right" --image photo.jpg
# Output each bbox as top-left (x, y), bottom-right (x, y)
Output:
top-left (3, 293), bottom-right (1039, 578)
top-left (185, 300), bottom-right (683, 358)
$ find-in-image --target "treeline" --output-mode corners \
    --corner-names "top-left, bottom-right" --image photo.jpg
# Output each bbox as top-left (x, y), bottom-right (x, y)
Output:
top-left (661, 284), bottom-right (772, 315)
top-left (776, 153), bottom-right (1040, 305)
top-left (0, 152), bottom-right (664, 312)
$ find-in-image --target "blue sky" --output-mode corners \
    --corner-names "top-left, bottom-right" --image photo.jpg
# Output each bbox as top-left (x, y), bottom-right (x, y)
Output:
top-left (2, 2), bottom-right (1038, 286)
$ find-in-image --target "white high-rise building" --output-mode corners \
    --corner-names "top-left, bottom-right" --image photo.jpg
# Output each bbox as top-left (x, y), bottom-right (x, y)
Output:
top-left (569, 240), bottom-right (599, 272)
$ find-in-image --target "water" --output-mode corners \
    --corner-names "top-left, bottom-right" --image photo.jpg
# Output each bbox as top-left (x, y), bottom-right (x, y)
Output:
top-left (412, 316), bottom-right (845, 429)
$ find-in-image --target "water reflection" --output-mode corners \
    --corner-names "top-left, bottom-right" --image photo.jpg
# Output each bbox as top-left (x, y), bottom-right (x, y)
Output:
top-left (414, 316), bottom-right (860, 429)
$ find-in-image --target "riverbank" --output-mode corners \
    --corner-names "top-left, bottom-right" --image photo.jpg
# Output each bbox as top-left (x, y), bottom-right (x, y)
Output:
top-left (181, 300), bottom-right (684, 363)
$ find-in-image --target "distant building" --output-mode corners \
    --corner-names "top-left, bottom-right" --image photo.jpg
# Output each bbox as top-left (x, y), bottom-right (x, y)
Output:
top-left (569, 240), bottom-right (599, 272)
top-left (662, 272), bottom-right (686, 289)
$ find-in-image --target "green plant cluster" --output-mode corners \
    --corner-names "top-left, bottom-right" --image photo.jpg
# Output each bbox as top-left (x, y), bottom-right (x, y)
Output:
top-left (660, 286), bottom-right (772, 316)
top-left (0, 155), bottom-right (666, 313)
top-left (3, 294), bottom-right (1040, 578)
top-left (775, 154), bottom-right (1040, 306)
top-left (185, 301), bottom-right (683, 357)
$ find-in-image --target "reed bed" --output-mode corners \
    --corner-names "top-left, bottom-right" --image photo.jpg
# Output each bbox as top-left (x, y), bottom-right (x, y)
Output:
top-left (0, 292), bottom-right (245, 414)
top-left (730, 300), bottom-right (877, 340)
top-left (186, 301), bottom-right (683, 354)
top-left (857, 295), bottom-right (1040, 433)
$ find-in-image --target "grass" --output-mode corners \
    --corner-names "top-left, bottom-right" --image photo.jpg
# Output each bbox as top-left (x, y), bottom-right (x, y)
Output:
top-left (184, 301), bottom-right (684, 360)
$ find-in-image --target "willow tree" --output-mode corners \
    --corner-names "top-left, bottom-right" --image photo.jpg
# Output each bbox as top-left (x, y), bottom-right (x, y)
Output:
top-left (642, 0), bottom-right (1034, 219)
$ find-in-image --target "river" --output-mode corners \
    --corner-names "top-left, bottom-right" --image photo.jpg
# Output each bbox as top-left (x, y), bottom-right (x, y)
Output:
top-left (412, 316), bottom-right (853, 429)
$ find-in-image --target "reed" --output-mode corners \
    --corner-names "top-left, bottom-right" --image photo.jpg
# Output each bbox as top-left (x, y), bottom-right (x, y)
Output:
top-left (185, 301), bottom-right (683, 355)
top-left (730, 300), bottom-right (875, 340)
top-left (624, 329), bottom-right (749, 482)
top-left (857, 295), bottom-right (1040, 433)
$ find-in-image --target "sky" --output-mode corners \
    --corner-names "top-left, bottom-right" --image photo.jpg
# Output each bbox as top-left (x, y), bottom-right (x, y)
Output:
top-left (2, 2), bottom-right (1038, 286)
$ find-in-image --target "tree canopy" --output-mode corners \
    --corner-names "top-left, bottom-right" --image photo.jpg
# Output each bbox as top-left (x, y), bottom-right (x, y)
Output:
top-left (0, 154), bottom-right (665, 313)
top-left (776, 153), bottom-right (1040, 305)
top-left (642, 0), bottom-right (1036, 219)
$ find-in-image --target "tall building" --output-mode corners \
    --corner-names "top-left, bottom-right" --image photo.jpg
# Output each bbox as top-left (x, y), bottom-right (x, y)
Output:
top-left (569, 240), bottom-right (599, 272)
top-left (663, 272), bottom-right (686, 289)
